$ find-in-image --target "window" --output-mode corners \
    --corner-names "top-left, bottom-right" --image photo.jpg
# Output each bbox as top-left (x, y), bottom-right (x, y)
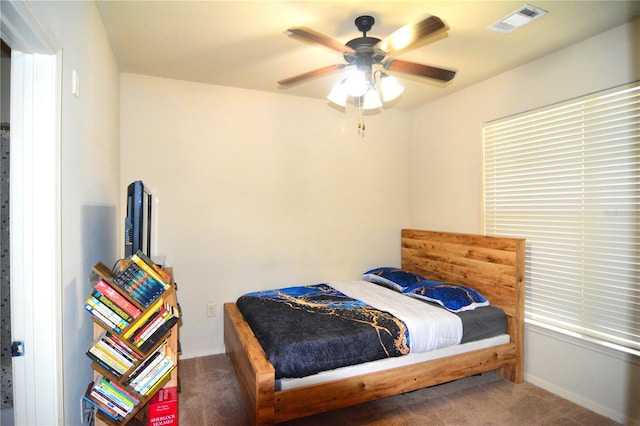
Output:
top-left (483, 82), bottom-right (640, 354)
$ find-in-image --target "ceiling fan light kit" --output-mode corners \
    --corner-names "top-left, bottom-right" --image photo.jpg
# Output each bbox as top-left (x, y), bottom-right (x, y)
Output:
top-left (326, 69), bottom-right (402, 109)
top-left (278, 13), bottom-right (456, 133)
top-left (278, 15), bottom-right (456, 136)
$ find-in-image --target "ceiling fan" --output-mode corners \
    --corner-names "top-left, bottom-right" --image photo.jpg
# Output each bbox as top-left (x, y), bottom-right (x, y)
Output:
top-left (277, 14), bottom-right (456, 91)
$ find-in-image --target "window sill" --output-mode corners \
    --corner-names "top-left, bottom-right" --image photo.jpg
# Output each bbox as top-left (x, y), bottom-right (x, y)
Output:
top-left (525, 318), bottom-right (640, 365)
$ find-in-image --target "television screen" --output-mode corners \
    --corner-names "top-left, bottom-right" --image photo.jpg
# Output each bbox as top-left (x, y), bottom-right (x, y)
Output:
top-left (124, 180), bottom-right (152, 258)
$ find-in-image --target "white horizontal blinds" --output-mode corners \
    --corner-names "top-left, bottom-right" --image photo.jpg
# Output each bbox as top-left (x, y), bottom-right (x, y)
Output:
top-left (483, 82), bottom-right (640, 352)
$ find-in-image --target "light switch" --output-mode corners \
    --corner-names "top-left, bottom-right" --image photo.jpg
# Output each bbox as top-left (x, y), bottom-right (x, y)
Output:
top-left (72, 70), bottom-right (80, 98)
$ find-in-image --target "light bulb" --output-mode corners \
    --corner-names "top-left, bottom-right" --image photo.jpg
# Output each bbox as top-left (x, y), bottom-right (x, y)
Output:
top-left (381, 74), bottom-right (404, 102)
top-left (327, 80), bottom-right (348, 106)
top-left (345, 70), bottom-right (368, 97)
top-left (362, 89), bottom-right (382, 110)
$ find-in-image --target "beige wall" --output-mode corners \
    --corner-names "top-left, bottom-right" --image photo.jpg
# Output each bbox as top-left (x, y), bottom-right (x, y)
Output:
top-left (408, 19), bottom-right (640, 424)
top-left (120, 74), bottom-right (411, 358)
top-left (27, 1), bottom-right (121, 424)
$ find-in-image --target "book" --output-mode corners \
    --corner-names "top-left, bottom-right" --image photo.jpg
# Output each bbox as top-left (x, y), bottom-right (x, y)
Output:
top-left (123, 297), bottom-right (164, 340)
top-left (91, 383), bottom-right (130, 417)
top-left (131, 305), bottom-right (166, 344)
top-left (94, 279), bottom-right (142, 319)
top-left (148, 386), bottom-right (178, 426)
top-left (89, 332), bottom-right (142, 375)
top-left (88, 345), bottom-right (129, 374)
top-left (129, 349), bottom-right (166, 385)
top-left (104, 332), bottom-right (143, 361)
top-left (138, 316), bottom-right (179, 353)
top-left (113, 262), bottom-right (167, 307)
top-left (135, 311), bottom-right (169, 346)
top-left (95, 339), bottom-right (135, 370)
top-left (100, 376), bottom-right (140, 407)
top-left (85, 303), bottom-right (122, 334)
top-left (126, 349), bottom-right (162, 385)
top-left (93, 290), bottom-right (135, 323)
top-left (86, 351), bottom-right (124, 378)
top-left (143, 367), bottom-right (175, 397)
top-left (138, 361), bottom-right (175, 395)
top-left (131, 251), bottom-right (171, 288)
top-left (83, 392), bottom-right (120, 421)
top-left (133, 302), bottom-right (175, 345)
top-left (85, 296), bottom-right (128, 330)
top-left (132, 250), bottom-right (171, 288)
top-left (93, 375), bottom-right (139, 414)
top-left (132, 355), bottom-right (173, 395)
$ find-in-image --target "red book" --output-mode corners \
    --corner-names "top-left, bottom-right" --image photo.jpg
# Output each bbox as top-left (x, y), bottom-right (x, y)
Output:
top-left (95, 279), bottom-right (142, 319)
top-left (148, 386), bottom-right (178, 426)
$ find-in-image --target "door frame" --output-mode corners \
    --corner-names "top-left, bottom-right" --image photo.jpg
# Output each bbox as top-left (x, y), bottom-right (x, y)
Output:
top-left (1, 1), bottom-right (63, 424)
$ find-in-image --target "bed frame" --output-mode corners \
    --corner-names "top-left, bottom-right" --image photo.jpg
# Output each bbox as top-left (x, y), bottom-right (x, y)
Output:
top-left (224, 229), bottom-right (525, 425)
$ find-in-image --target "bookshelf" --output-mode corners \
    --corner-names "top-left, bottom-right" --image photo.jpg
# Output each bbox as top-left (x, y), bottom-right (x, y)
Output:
top-left (84, 253), bottom-right (180, 426)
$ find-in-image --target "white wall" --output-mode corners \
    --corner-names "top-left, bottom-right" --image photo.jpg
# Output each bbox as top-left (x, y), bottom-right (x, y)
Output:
top-left (409, 19), bottom-right (640, 425)
top-left (28, 2), bottom-right (121, 425)
top-left (120, 74), bottom-right (411, 358)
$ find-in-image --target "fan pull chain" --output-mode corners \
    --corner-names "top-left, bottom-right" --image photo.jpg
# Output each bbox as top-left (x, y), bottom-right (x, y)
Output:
top-left (357, 97), bottom-right (365, 137)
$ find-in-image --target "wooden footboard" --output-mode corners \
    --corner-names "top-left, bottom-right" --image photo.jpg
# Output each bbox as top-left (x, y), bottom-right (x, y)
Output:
top-left (224, 229), bottom-right (526, 425)
top-left (224, 303), bottom-right (275, 425)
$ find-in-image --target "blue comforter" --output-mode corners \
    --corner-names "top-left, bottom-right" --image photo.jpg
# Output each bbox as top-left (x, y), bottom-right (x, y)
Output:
top-left (236, 284), bottom-right (410, 379)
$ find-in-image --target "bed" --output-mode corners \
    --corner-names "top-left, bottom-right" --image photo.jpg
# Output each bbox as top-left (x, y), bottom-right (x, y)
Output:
top-left (224, 229), bottom-right (525, 425)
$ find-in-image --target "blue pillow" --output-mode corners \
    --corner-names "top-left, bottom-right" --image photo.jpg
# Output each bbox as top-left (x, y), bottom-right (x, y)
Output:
top-left (362, 267), bottom-right (426, 292)
top-left (402, 281), bottom-right (490, 312)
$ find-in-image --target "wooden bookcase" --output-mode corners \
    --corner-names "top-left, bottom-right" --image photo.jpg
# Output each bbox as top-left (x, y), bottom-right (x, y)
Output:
top-left (84, 260), bottom-right (180, 426)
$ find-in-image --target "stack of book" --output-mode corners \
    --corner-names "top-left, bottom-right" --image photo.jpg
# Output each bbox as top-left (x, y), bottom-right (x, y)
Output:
top-left (123, 298), bottom-right (180, 353)
top-left (112, 252), bottom-right (171, 308)
top-left (125, 343), bottom-right (176, 396)
top-left (85, 279), bottom-right (143, 333)
top-left (84, 375), bottom-right (141, 421)
top-left (86, 332), bottom-right (143, 378)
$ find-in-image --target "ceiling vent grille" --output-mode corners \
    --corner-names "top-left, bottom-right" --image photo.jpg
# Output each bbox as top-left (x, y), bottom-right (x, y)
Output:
top-left (488, 4), bottom-right (548, 34)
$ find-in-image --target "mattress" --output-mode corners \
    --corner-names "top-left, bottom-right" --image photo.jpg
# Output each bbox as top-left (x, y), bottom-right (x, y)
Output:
top-left (277, 333), bottom-right (510, 390)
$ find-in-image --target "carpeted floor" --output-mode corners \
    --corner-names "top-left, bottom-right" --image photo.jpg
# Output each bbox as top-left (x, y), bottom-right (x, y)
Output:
top-left (178, 354), bottom-right (620, 425)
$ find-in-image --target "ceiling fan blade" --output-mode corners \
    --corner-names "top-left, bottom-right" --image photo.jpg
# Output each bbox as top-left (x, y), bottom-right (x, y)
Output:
top-left (287, 27), bottom-right (355, 54)
top-left (278, 64), bottom-right (346, 86)
top-left (384, 59), bottom-right (456, 82)
top-left (376, 15), bottom-right (446, 55)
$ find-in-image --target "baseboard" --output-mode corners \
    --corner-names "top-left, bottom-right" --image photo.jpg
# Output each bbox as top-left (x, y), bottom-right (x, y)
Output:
top-left (525, 372), bottom-right (637, 426)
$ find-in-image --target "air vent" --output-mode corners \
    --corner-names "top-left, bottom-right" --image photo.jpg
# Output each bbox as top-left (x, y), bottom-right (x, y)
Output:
top-left (488, 4), bottom-right (548, 34)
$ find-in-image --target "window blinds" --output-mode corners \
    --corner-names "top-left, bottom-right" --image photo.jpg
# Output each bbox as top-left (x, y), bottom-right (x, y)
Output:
top-left (483, 82), bottom-right (640, 353)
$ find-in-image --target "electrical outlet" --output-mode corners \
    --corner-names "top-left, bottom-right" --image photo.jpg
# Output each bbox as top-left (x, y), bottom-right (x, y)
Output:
top-left (207, 302), bottom-right (217, 317)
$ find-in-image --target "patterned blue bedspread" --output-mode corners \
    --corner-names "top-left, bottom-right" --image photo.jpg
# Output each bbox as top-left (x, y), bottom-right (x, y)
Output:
top-left (236, 283), bottom-right (410, 379)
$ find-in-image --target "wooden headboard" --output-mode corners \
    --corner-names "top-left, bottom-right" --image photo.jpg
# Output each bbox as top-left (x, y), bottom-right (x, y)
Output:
top-left (401, 229), bottom-right (526, 383)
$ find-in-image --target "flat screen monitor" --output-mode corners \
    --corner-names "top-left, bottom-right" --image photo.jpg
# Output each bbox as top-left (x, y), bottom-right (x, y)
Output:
top-left (124, 180), bottom-right (152, 258)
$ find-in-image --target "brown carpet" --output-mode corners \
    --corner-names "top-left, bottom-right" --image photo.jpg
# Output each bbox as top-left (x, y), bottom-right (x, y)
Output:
top-left (178, 354), bottom-right (619, 425)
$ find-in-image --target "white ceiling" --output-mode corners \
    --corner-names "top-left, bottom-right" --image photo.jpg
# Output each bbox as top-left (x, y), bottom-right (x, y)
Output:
top-left (96, 1), bottom-right (640, 111)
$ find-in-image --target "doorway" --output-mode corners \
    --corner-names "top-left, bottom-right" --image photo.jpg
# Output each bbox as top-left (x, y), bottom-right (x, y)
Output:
top-left (1, 1), bottom-right (63, 424)
top-left (0, 38), bottom-right (11, 426)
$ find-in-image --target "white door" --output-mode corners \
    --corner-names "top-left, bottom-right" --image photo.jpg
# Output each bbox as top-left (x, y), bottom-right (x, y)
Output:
top-left (1, 1), bottom-right (63, 425)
